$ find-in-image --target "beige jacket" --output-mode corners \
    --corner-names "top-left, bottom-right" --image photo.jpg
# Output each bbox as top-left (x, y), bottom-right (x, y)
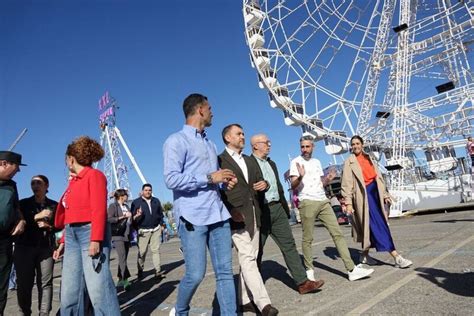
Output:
top-left (341, 153), bottom-right (389, 249)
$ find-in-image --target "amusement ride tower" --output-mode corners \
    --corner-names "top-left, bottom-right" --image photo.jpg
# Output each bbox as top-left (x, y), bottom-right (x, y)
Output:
top-left (96, 91), bottom-right (147, 198)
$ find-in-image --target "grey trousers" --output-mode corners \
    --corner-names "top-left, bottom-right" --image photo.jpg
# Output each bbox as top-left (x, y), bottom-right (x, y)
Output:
top-left (14, 245), bottom-right (54, 316)
top-left (114, 240), bottom-right (131, 280)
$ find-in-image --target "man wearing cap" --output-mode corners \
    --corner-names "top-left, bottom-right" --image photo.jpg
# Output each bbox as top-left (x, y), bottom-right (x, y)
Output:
top-left (0, 151), bottom-right (26, 314)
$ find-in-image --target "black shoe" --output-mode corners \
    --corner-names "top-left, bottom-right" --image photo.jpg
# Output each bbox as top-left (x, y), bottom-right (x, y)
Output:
top-left (239, 301), bottom-right (257, 313)
top-left (261, 304), bottom-right (279, 316)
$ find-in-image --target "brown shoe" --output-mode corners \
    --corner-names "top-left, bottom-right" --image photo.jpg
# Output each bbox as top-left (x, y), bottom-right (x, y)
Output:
top-left (298, 279), bottom-right (325, 294)
top-left (261, 304), bottom-right (279, 316)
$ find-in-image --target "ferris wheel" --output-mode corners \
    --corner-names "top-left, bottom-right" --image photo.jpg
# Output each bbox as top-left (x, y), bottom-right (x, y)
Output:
top-left (242, 0), bottom-right (474, 160)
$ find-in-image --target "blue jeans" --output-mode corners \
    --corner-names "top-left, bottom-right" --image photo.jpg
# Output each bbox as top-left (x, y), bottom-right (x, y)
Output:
top-left (60, 224), bottom-right (120, 316)
top-left (175, 219), bottom-right (236, 316)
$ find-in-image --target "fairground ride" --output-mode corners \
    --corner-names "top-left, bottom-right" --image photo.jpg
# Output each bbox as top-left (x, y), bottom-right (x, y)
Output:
top-left (95, 91), bottom-right (148, 198)
top-left (243, 0), bottom-right (474, 215)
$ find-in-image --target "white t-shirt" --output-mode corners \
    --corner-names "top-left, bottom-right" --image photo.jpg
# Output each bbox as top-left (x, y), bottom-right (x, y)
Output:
top-left (289, 156), bottom-right (327, 201)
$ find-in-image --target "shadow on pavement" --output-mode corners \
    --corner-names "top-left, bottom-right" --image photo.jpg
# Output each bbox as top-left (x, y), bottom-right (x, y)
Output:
top-left (431, 219), bottom-right (474, 223)
top-left (415, 267), bottom-right (474, 297)
top-left (120, 280), bottom-right (180, 315)
top-left (260, 260), bottom-right (296, 291)
top-left (322, 246), bottom-right (360, 264)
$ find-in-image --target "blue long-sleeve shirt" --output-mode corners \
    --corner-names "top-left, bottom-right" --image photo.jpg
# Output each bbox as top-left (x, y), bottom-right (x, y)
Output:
top-left (163, 125), bottom-right (230, 226)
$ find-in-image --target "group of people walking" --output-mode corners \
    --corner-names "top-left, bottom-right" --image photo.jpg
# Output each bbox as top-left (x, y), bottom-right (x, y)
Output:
top-left (0, 92), bottom-right (414, 315)
top-left (163, 93), bottom-right (412, 316)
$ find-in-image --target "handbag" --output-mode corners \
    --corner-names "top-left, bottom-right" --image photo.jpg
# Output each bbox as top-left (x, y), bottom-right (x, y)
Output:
top-left (111, 203), bottom-right (128, 236)
top-left (111, 217), bottom-right (127, 236)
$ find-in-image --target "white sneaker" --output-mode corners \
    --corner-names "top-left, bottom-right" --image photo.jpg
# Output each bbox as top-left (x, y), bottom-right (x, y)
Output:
top-left (395, 255), bottom-right (413, 268)
top-left (306, 269), bottom-right (315, 281)
top-left (359, 254), bottom-right (377, 265)
top-left (348, 264), bottom-right (374, 281)
top-left (169, 307), bottom-right (176, 316)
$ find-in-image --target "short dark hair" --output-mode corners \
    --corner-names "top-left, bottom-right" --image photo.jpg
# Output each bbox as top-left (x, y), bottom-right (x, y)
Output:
top-left (142, 183), bottom-right (152, 190)
top-left (114, 189), bottom-right (128, 200)
top-left (221, 123), bottom-right (243, 145)
top-left (183, 93), bottom-right (208, 118)
top-left (350, 135), bottom-right (364, 145)
top-left (31, 174), bottom-right (49, 186)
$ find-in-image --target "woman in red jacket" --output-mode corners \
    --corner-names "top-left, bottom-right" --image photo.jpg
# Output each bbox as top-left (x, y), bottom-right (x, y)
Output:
top-left (54, 136), bottom-right (120, 315)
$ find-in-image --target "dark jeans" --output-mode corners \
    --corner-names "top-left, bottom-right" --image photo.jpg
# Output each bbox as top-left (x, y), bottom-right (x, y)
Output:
top-left (14, 245), bottom-right (54, 316)
top-left (258, 203), bottom-right (307, 285)
top-left (0, 237), bottom-right (13, 315)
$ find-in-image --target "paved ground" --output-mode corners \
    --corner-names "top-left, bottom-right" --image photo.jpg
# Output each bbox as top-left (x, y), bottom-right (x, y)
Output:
top-left (5, 209), bottom-right (474, 315)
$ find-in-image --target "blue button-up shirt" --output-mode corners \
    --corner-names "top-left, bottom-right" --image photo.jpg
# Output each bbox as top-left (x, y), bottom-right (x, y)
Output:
top-left (163, 125), bottom-right (230, 226)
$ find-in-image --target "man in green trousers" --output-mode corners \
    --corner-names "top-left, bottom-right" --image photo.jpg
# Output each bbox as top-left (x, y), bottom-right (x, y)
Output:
top-left (250, 134), bottom-right (324, 295)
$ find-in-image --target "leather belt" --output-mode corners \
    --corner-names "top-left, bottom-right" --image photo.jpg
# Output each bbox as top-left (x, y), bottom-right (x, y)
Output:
top-left (267, 201), bottom-right (280, 207)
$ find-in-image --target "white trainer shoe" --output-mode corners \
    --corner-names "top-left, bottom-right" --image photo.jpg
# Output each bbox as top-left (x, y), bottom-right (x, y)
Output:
top-left (169, 307), bottom-right (176, 316)
top-left (359, 254), bottom-right (377, 265)
top-left (395, 255), bottom-right (413, 268)
top-left (306, 269), bottom-right (315, 281)
top-left (348, 264), bottom-right (374, 281)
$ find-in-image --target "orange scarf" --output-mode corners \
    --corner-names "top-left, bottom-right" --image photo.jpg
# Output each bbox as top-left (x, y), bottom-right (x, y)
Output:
top-left (356, 154), bottom-right (377, 186)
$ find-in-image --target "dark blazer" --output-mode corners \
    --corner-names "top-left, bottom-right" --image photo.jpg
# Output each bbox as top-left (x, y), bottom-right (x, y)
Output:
top-left (251, 155), bottom-right (291, 218)
top-left (218, 150), bottom-right (265, 237)
top-left (107, 201), bottom-right (130, 241)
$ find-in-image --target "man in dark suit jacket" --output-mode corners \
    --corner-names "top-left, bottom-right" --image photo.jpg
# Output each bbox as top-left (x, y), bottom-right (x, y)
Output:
top-left (250, 134), bottom-right (325, 295)
top-left (218, 124), bottom-right (278, 316)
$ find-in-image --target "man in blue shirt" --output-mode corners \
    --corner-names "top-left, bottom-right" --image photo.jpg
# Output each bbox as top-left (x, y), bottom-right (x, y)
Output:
top-left (163, 93), bottom-right (237, 316)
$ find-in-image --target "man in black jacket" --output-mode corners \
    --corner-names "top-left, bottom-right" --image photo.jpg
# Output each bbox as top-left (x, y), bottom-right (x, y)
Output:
top-left (250, 134), bottom-right (325, 295)
top-left (131, 183), bottom-right (165, 279)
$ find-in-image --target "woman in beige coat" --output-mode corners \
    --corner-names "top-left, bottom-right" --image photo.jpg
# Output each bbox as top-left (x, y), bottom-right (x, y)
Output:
top-left (341, 135), bottom-right (412, 268)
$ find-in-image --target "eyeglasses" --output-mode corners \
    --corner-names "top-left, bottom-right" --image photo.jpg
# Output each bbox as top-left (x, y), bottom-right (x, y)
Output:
top-left (255, 141), bottom-right (271, 146)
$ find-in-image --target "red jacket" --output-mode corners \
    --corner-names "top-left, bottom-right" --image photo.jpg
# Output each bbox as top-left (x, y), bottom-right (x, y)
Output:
top-left (55, 167), bottom-right (108, 242)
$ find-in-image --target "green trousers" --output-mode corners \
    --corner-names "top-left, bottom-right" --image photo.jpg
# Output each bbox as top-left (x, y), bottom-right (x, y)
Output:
top-left (299, 199), bottom-right (355, 272)
top-left (259, 203), bottom-right (307, 285)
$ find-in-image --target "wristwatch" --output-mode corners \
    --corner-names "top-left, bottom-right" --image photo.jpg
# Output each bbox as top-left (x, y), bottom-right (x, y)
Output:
top-left (207, 174), bottom-right (213, 184)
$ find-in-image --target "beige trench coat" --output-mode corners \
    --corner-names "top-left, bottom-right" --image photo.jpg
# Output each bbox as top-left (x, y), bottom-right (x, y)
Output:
top-left (341, 153), bottom-right (390, 250)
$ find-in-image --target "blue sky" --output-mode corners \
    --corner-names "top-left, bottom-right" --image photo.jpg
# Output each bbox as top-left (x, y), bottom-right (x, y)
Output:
top-left (1, 0), bottom-right (335, 203)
